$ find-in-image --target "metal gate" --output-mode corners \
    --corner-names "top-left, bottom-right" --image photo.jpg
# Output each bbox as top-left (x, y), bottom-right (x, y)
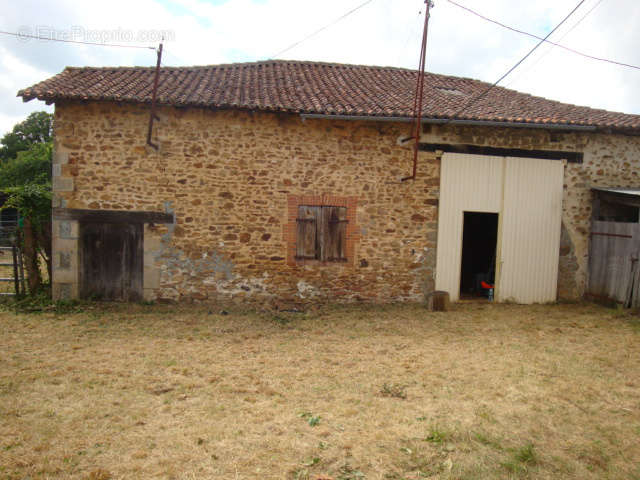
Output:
top-left (0, 245), bottom-right (26, 296)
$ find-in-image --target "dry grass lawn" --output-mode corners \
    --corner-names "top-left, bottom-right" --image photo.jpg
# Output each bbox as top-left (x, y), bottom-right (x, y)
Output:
top-left (1, 301), bottom-right (639, 479)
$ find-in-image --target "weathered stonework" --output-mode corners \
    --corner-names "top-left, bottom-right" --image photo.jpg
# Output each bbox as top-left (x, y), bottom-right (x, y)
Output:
top-left (51, 100), bottom-right (640, 302)
top-left (558, 222), bottom-right (579, 298)
top-left (143, 224), bottom-right (163, 301)
top-left (51, 218), bottom-right (79, 298)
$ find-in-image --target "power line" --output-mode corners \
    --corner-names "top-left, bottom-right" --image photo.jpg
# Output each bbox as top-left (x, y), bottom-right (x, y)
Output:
top-left (445, 0), bottom-right (589, 123)
top-left (446, 0), bottom-right (639, 71)
top-left (394, 7), bottom-right (422, 68)
top-left (160, 46), bottom-right (186, 66)
top-left (567, 0), bottom-right (605, 32)
top-left (505, 0), bottom-right (606, 87)
top-left (271, 0), bottom-right (376, 59)
top-left (0, 29), bottom-right (155, 50)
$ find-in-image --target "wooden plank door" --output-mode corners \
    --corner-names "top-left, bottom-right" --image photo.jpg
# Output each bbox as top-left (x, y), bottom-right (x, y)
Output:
top-left (588, 221), bottom-right (639, 305)
top-left (80, 222), bottom-right (143, 301)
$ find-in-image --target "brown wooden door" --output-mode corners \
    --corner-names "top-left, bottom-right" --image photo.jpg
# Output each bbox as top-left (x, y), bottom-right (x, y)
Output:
top-left (80, 222), bottom-right (143, 301)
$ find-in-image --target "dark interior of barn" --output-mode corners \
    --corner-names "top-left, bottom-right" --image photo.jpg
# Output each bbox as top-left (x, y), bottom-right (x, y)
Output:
top-left (459, 211), bottom-right (498, 297)
top-left (595, 198), bottom-right (639, 222)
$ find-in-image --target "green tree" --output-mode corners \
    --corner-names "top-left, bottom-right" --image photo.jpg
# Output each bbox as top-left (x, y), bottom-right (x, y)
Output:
top-left (0, 111), bottom-right (53, 293)
top-left (0, 111), bottom-right (53, 162)
top-left (1, 183), bottom-right (52, 291)
top-left (0, 142), bottom-right (52, 188)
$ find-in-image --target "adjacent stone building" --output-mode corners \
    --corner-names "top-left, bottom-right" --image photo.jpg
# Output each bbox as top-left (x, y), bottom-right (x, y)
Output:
top-left (18, 60), bottom-right (640, 304)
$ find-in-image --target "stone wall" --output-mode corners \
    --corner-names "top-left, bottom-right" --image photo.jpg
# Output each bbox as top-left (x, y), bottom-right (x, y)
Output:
top-left (52, 101), bottom-right (439, 303)
top-left (51, 100), bottom-right (640, 303)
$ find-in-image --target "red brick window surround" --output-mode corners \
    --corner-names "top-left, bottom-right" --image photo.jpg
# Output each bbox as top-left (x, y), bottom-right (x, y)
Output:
top-left (286, 195), bottom-right (359, 266)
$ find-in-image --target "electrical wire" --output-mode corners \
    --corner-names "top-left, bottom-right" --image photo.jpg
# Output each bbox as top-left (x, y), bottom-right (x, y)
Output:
top-left (443, 0), bottom-right (593, 123)
top-left (271, 0), bottom-right (376, 59)
top-left (564, 0), bottom-right (605, 37)
top-left (159, 46), bottom-right (186, 66)
top-left (0, 29), bottom-right (155, 49)
top-left (446, 0), bottom-right (639, 71)
top-left (505, 0), bottom-right (606, 87)
top-left (395, 7), bottom-right (422, 68)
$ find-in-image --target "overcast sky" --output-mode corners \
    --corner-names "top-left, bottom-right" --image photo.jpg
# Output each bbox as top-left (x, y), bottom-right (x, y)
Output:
top-left (1, 0), bottom-right (639, 136)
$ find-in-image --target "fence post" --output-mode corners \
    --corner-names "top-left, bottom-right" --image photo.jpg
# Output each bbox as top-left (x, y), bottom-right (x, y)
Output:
top-left (17, 247), bottom-right (26, 296)
top-left (12, 245), bottom-right (19, 296)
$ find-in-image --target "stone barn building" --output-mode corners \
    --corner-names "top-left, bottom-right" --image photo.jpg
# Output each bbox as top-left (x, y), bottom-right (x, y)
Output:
top-left (18, 60), bottom-right (640, 304)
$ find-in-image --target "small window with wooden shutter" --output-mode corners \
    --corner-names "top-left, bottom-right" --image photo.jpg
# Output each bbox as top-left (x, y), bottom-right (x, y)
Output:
top-left (296, 205), bottom-right (320, 260)
top-left (295, 205), bottom-right (348, 262)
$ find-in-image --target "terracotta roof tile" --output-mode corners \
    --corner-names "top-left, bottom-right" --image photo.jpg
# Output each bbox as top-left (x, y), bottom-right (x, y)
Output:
top-left (17, 60), bottom-right (640, 133)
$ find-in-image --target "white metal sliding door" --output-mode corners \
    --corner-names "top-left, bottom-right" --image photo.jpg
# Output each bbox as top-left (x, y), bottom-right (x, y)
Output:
top-left (435, 153), bottom-right (503, 301)
top-left (497, 157), bottom-right (564, 303)
top-left (436, 153), bottom-right (564, 304)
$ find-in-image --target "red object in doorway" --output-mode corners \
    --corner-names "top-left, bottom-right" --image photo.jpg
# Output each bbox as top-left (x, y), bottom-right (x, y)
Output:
top-left (481, 281), bottom-right (494, 290)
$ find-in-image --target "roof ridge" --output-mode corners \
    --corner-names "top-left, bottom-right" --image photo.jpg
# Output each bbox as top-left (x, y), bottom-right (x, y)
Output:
top-left (61, 61), bottom-right (503, 93)
top-left (60, 61), bottom-right (525, 87)
top-left (63, 59), bottom-right (423, 72)
top-left (18, 60), bottom-right (640, 132)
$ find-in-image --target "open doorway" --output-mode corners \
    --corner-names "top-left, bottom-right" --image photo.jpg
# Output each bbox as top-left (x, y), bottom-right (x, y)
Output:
top-left (459, 212), bottom-right (498, 298)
